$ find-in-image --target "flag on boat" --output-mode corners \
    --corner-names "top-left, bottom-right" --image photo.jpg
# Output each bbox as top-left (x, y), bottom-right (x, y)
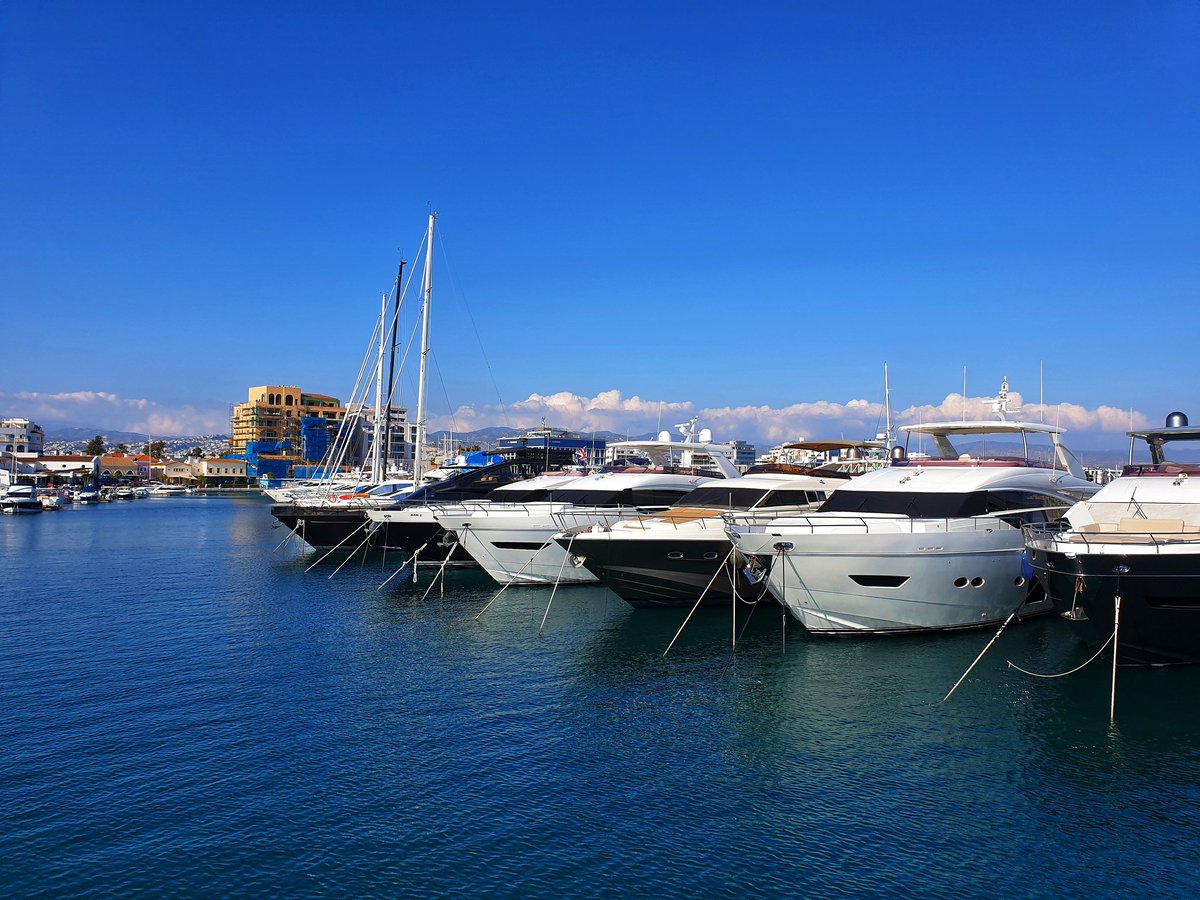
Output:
top-left (575, 448), bottom-right (587, 465)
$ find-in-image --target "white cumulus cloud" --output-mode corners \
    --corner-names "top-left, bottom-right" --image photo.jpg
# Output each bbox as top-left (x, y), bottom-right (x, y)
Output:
top-left (0, 391), bottom-right (229, 436)
top-left (429, 388), bottom-right (1151, 449)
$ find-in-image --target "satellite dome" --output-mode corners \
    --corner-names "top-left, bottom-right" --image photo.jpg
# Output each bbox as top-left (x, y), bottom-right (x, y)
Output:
top-left (1166, 411), bottom-right (1189, 428)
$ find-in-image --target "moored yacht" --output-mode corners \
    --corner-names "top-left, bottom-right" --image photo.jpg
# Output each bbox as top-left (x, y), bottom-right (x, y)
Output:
top-left (38, 489), bottom-right (64, 510)
top-left (1, 460), bottom-right (43, 514)
top-left (1, 483), bottom-right (42, 514)
top-left (362, 459), bottom-right (585, 563)
top-left (1024, 412), bottom-right (1200, 665)
top-left (557, 460), bottom-right (849, 608)
top-left (729, 380), bottom-right (1099, 634)
top-left (436, 432), bottom-right (741, 586)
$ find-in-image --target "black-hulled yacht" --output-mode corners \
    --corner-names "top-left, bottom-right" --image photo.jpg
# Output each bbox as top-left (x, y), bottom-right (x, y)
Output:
top-left (1025, 412), bottom-right (1200, 665)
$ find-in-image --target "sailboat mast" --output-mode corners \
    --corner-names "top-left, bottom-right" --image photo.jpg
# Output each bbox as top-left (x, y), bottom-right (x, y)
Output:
top-left (413, 212), bottom-right (437, 482)
top-left (383, 259), bottom-right (405, 478)
top-left (372, 290), bottom-right (387, 483)
top-left (883, 361), bottom-right (893, 446)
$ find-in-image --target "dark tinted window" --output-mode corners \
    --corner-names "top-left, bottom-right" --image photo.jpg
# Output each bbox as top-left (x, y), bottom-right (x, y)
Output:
top-left (490, 488), bottom-right (556, 503)
top-left (819, 491), bottom-right (990, 518)
top-left (672, 487), bottom-right (771, 509)
top-left (760, 489), bottom-right (828, 507)
top-left (985, 490), bottom-right (1071, 527)
top-left (551, 487), bottom-right (693, 507)
top-left (402, 462), bottom-right (528, 504)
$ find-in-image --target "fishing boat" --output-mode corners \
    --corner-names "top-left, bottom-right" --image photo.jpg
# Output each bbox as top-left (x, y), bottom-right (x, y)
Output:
top-left (1024, 411), bottom-right (1200, 665)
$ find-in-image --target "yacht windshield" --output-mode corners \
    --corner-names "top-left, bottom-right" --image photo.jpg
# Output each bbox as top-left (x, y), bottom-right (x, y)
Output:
top-left (489, 488), bottom-right (557, 503)
top-left (549, 487), bottom-right (693, 507)
top-left (674, 486), bottom-right (829, 510)
top-left (820, 491), bottom-right (990, 518)
top-left (820, 489), bottom-right (1073, 521)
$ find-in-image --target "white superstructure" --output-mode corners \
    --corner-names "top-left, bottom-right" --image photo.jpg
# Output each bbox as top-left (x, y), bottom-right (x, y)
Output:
top-left (730, 381), bottom-right (1099, 634)
top-left (437, 435), bottom-right (741, 585)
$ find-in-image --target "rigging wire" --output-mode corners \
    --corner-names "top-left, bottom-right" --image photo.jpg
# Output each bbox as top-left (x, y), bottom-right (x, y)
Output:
top-left (435, 223), bottom-right (511, 428)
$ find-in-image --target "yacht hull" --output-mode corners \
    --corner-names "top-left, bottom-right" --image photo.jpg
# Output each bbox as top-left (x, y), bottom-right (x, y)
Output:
top-left (270, 506), bottom-right (372, 551)
top-left (739, 527), bottom-right (1049, 634)
top-left (563, 534), bottom-right (770, 608)
top-left (364, 512), bottom-right (475, 565)
top-left (442, 516), bottom-right (600, 586)
top-left (1028, 544), bottom-right (1200, 666)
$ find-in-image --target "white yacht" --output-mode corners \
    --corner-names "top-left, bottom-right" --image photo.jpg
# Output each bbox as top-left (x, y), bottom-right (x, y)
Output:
top-left (1, 483), bottom-right (42, 514)
top-left (729, 380), bottom-right (1099, 634)
top-left (557, 460), bottom-right (850, 608)
top-left (435, 433), bottom-right (741, 586)
top-left (38, 489), bottom-right (64, 510)
top-left (365, 469), bottom-right (585, 565)
top-left (1024, 411), bottom-right (1200, 665)
top-left (72, 486), bottom-right (101, 504)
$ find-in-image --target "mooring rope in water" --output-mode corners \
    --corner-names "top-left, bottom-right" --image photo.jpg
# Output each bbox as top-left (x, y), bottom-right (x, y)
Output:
top-left (942, 597), bottom-right (1030, 703)
top-left (329, 530), bottom-right (374, 579)
top-left (1110, 593), bottom-right (1122, 724)
top-left (538, 534), bottom-right (576, 635)
top-left (1007, 577), bottom-right (1125, 728)
top-left (729, 550), bottom-right (738, 650)
top-left (303, 520), bottom-right (368, 573)
top-left (474, 540), bottom-right (553, 621)
top-left (1007, 630), bottom-right (1115, 678)
top-left (375, 536), bottom-right (435, 590)
top-left (418, 541), bottom-right (459, 603)
top-left (662, 544), bottom-right (737, 658)
top-left (273, 522), bottom-right (301, 553)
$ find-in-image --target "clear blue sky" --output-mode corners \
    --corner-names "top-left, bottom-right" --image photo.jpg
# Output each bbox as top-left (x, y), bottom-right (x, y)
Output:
top-left (2, 1), bottom-right (1197, 447)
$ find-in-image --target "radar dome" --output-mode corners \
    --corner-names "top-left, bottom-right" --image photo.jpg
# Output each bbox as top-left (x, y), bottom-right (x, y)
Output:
top-left (1166, 411), bottom-right (1189, 428)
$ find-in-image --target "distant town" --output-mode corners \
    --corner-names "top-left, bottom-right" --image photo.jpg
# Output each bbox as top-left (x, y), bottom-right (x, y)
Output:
top-left (8, 380), bottom-right (1146, 492)
top-left (6, 382), bottom-right (760, 489)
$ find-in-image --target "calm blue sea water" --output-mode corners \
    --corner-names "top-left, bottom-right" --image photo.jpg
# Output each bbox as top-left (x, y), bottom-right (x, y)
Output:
top-left (3, 496), bottom-right (1199, 898)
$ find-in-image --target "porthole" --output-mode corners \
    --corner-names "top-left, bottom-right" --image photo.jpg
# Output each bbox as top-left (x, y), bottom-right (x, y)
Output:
top-left (703, 552), bottom-right (718, 560)
top-left (1014, 576), bottom-right (1026, 587)
top-left (953, 577), bottom-right (969, 588)
top-left (970, 577), bottom-right (985, 588)
top-left (667, 551), bottom-right (684, 560)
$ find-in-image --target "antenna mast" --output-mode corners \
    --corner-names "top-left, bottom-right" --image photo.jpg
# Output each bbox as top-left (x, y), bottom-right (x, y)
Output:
top-left (372, 291), bottom-right (387, 483)
top-left (413, 212), bottom-right (437, 482)
top-left (383, 258), bottom-right (405, 477)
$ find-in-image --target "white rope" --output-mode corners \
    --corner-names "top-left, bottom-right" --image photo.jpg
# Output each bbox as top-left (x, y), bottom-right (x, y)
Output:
top-left (375, 536), bottom-right (435, 590)
top-left (419, 541), bottom-right (459, 603)
top-left (273, 522), bottom-right (300, 553)
top-left (304, 520), bottom-right (368, 572)
top-left (475, 540), bottom-right (553, 621)
top-left (663, 545), bottom-right (737, 658)
top-left (942, 597), bottom-right (1028, 703)
top-left (538, 534), bottom-right (575, 635)
top-left (1008, 629), bottom-right (1115, 678)
top-left (329, 531), bottom-right (373, 579)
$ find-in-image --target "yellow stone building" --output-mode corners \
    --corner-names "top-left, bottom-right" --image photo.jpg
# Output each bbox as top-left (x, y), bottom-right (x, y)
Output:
top-left (229, 385), bottom-right (344, 455)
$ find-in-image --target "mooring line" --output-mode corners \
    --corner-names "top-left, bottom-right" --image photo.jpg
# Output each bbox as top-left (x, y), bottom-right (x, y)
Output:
top-left (663, 545), bottom-right (737, 658)
top-left (303, 520), bottom-right (368, 573)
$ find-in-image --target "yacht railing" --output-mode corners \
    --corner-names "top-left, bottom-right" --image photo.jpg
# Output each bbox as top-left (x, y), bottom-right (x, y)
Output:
top-left (727, 508), bottom-right (1068, 536)
top-left (1024, 521), bottom-right (1200, 552)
